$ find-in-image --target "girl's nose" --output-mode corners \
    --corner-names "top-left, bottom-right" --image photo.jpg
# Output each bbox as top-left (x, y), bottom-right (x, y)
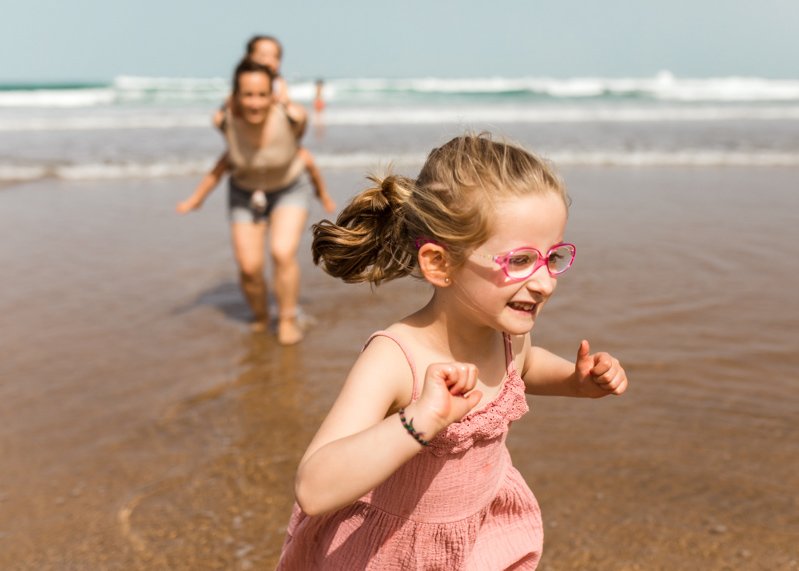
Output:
top-left (525, 267), bottom-right (556, 296)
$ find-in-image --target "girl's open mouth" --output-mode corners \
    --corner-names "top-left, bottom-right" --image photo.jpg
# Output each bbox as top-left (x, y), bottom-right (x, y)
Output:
top-left (507, 301), bottom-right (537, 313)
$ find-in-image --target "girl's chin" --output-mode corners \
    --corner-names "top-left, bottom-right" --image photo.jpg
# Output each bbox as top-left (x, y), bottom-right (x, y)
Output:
top-left (502, 312), bottom-right (538, 334)
top-left (500, 320), bottom-right (536, 336)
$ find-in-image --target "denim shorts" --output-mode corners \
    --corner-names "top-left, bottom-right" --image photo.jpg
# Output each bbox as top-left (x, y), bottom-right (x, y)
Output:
top-left (228, 173), bottom-right (312, 224)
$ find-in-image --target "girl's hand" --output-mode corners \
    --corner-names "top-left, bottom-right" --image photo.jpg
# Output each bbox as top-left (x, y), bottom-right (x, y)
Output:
top-left (410, 362), bottom-right (483, 436)
top-left (176, 196), bottom-right (202, 214)
top-left (572, 340), bottom-right (628, 398)
top-left (319, 194), bottom-right (337, 213)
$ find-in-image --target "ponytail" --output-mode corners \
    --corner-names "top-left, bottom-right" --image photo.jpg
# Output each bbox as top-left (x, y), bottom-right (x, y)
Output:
top-left (312, 175), bottom-right (417, 285)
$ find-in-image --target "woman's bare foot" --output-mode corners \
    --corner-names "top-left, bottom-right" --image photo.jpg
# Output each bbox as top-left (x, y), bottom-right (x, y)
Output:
top-left (250, 319), bottom-right (268, 333)
top-left (277, 316), bottom-right (303, 345)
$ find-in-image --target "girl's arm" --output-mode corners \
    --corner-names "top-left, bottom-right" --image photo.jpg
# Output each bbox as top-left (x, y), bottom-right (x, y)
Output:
top-left (295, 337), bottom-right (481, 516)
top-left (176, 153), bottom-right (229, 214)
top-left (212, 94), bottom-right (234, 131)
top-left (520, 335), bottom-right (627, 398)
top-left (273, 78), bottom-right (308, 139)
top-left (298, 148), bottom-right (336, 213)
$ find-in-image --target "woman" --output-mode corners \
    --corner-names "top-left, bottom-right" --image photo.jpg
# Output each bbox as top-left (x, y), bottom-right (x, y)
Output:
top-left (177, 59), bottom-right (311, 345)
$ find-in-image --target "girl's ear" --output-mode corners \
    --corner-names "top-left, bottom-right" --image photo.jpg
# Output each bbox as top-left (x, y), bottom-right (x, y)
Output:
top-left (418, 243), bottom-right (451, 287)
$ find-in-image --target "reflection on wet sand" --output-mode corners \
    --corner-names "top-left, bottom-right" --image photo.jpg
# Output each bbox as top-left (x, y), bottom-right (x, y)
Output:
top-left (117, 334), bottom-right (316, 569)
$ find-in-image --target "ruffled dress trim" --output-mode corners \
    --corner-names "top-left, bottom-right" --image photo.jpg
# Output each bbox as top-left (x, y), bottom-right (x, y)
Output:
top-left (428, 368), bottom-right (529, 456)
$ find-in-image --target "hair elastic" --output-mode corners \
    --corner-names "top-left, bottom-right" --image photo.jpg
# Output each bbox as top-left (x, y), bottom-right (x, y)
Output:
top-left (414, 237), bottom-right (443, 250)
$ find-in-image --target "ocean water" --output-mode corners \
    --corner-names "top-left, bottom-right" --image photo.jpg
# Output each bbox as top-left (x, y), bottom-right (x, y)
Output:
top-left (2, 71), bottom-right (799, 182)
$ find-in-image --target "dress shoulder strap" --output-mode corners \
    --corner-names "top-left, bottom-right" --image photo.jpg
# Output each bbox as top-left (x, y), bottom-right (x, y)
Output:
top-left (363, 331), bottom-right (420, 401)
top-left (502, 332), bottom-right (518, 376)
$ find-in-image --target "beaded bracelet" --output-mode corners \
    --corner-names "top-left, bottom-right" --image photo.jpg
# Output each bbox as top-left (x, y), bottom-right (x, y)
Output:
top-left (398, 407), bottom-right (430, 447)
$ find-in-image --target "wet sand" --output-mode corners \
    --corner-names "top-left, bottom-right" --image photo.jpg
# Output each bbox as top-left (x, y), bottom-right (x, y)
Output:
top-left (1, 166), bottom-right (797, 570)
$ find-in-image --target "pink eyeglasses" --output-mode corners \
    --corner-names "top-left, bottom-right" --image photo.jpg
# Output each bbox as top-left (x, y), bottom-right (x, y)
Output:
top-left (474, 243), bottom-right (576, 280)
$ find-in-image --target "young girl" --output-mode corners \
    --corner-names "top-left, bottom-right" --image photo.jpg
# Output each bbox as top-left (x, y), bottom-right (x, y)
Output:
top-left (277, 134), bottom-right (628, 569)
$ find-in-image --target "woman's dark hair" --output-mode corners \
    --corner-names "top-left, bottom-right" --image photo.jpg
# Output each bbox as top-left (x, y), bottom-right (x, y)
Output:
top-left (231, 58), bottom-right (275, 95)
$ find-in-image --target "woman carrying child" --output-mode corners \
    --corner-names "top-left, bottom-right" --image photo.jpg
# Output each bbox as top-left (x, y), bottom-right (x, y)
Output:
top-left (177, 59), bottom-right (315, 344)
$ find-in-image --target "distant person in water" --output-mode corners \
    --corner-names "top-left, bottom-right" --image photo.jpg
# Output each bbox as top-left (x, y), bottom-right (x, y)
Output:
top-left (177, 60), bottom-right (315, 344)
top-left (313, 79), bottom-right (325, 113)
top-left (312, 78), bottom-right (327, 140)
top-left (214, 35), bottom-right (335, 214)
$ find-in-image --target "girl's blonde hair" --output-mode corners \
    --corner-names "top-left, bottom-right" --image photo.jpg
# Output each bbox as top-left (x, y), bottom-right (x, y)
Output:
top-left (312, 133), bottom-right (569, 285)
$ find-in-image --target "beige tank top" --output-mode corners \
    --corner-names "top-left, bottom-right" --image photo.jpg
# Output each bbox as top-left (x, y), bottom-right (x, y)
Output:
top-left (224, 104), bottom-right (305, 192)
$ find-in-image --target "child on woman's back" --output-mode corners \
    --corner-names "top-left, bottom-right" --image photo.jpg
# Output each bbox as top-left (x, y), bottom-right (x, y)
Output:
top-left (277, 133), bottom-right (628, 570)
top-left (215, 35), bottom-right (335, 213)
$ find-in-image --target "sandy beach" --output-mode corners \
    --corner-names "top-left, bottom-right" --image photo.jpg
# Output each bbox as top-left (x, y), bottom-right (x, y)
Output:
top-left (1, 165), bottom-right (798, 570)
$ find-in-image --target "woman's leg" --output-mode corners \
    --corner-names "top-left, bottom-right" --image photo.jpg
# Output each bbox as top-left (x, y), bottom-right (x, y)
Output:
top-left (230, 221), bottom-right (269, 331)
top-left (268, 205), bottom-right (308, 345)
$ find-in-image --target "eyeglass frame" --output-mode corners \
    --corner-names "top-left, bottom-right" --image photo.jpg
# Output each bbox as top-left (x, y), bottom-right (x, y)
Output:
top-left (472, 242), bottom-right (576, 280)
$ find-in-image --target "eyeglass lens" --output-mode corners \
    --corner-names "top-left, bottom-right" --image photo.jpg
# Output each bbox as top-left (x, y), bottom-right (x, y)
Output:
top-left (505, 244), bottom-right (574, 278)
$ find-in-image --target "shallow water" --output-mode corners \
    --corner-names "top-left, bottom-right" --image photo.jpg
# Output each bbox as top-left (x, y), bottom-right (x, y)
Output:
top-left (1, 166), bottom-right (797, 569)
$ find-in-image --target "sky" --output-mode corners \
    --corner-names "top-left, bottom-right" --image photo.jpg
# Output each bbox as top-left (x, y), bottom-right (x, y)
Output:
top-left (3, 0), bottom-right (799, 82)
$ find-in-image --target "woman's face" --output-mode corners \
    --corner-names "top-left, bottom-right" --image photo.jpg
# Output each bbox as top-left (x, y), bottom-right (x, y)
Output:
top-left (235, 71), bottom-right (272, 125)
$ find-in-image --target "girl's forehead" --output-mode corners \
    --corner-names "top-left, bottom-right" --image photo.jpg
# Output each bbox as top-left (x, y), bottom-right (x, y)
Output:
top-left (486, 193), bottom-right (567, 245)
top-left (254, 40), bottom-right (280, 56)
top-left (492, 192), bottom-right (566, 219)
